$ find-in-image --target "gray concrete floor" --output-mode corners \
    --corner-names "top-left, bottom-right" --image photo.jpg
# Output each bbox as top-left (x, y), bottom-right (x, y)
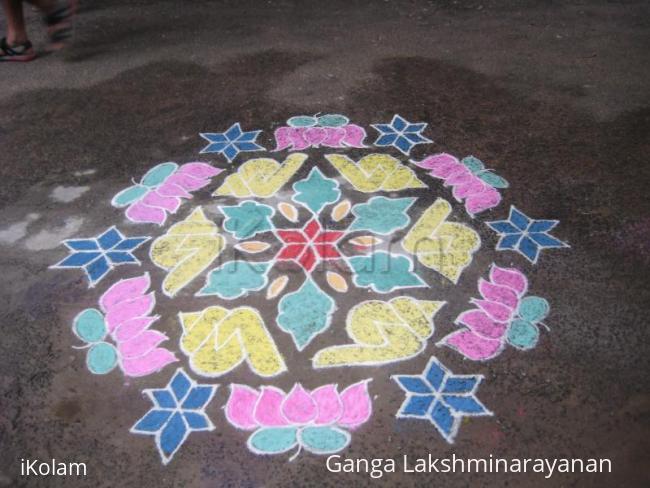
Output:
top-left (0, 0), bottom-right (649, 486)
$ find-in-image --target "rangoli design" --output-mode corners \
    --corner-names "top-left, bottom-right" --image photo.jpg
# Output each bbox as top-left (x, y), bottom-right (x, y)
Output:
top-left (49, 113), bottom-right (569, 464)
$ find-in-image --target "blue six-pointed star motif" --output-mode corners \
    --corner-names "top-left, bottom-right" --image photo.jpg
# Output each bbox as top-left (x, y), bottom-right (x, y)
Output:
top-left (50, 227), bottom-right (150, 286)
top-left (371, 114), bottom-right (432, 155)
top-left (199, 123), bottom-right (264, 162)
top-left (130, 368), bottom-right (217, 465)
top-left (392, 356), bottom-right (492, 443)
top-left (486, 206), bottom-right (569, 264)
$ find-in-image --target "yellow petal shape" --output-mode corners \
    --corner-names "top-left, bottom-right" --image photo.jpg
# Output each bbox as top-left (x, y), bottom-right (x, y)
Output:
top-left (326, 153), bottom-right (426, 192)
top-left (150, 207), bottom-right (225, 297)
top-left (213, 153), bottom-right (307, 198)
top-left (401, 198), bottom-right (480, 283)
top-left (313, 297), bottom-right (444, 367)
top-left (180, 305), bottom-right (286, 377)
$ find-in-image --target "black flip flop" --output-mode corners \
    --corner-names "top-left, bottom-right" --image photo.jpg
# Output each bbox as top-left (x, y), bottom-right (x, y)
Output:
top-left (0, 37), bottom-right (36, 62)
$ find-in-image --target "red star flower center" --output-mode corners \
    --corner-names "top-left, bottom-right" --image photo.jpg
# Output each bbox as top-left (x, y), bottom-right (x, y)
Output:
top-left (275, 218), bottom-right (344, 272)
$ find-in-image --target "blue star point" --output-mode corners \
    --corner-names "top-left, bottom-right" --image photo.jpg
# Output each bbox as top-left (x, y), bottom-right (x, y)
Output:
top-left (51, 226), bottom-right (150, 286)
top-left (371, 114), bottom-right (432, 155)
top-left (131, 368), bottom-right (217, 465)
top-left (487, 206), bottom-right (569, 264)
top-left (392, 356), bottom-right (492, 443)
top-left (199, 122), bottom-right (264, 162)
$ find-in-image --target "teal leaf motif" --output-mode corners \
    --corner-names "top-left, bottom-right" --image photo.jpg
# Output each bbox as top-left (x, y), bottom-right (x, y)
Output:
top-left (349, 196), bottom-right (415, 235)
top-left (477, 172), bottom-right (509, 189)
top-left (141, 162), bottom-right (178, 187)
top-left (507, 318), bottom-right (539, 350)
top-left (277, 279), bottom-right (335, 350)
top-left (86, 342), bottom-right (118, 374)
top-left (198, 261), bottom-right (270, 299)
top-left (299, 427), bottom-right (351, 454)
top-left (292, 168), bottom-right (341, 213)
top-left (73, 308), bottom-right (107, 343)
top-left (111, 185), bottom-right (149, 207)
top-left (221, 201), bottom-right (274, 239)
top-left (248, 427), bottom-right (299, 454)
top-left (517, 296), bottom-right (549, 323)
top-left (349, 252), bottom-right (425, 293)
top-left (461, 156), bottom-right (485, 173)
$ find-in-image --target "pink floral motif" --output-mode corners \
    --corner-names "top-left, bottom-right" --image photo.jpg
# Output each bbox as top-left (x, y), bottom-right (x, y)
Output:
top-left (414, 153), bottom-right (503, 215)
top-left (273, 125), bottom-right (367, 151)
top-left (86, 273), bottom-right (177, 376)
top-left (112, 162), bottom-right (222, 225)
top-left (440, 265), bottom-right (529, 361)
top-left (226, 380), bottom-right (372, 430)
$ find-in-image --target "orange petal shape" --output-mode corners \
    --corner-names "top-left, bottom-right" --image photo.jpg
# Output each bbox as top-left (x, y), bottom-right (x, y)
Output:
top-left (278, 202), bottom-right (299, 222)
top-left (326, 271), bottom-right (348, 293)
top-left (235, 241), bottom-right (271, 253)
top-left (266, 275), bottom-right (289, 299)
top-left (331, 200), bottom-right (351, 222)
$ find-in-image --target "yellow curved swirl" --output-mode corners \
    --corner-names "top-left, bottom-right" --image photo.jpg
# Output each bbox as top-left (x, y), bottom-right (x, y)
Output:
top-left (179, 306), bottom-right (286, 377)
top-left (213, 153), bottom-right (307, 197)
top-left (402, 198), bottom-right (480, 283)
top-left (150, 207), bottom-right (225, 297)
top-left (326, 153), bottom-right (426, 192)
top-left (313, 297), bottom-right (444, 367)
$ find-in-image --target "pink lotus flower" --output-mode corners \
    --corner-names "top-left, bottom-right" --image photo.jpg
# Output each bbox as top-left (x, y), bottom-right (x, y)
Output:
top-left (112, 162), bottom-right (222, 225)
top-left (99, 273), bottom-right (177, 376)
top-left (414, 153), bottom-right (504, 215)
top-left (226, 381), bottom-right (372, 431)
top-left (273, 125), bottom-right (367, 151)
top-left (440, 265), bottom-right (528, 361)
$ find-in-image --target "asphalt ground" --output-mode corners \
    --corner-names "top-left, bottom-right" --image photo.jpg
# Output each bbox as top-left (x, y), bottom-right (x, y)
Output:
top-left (0, 1), bottom-right (649, 487)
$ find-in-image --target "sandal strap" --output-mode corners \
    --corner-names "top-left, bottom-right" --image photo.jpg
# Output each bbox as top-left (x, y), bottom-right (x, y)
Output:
top-left (1, 37), bottom-right (33, 56)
